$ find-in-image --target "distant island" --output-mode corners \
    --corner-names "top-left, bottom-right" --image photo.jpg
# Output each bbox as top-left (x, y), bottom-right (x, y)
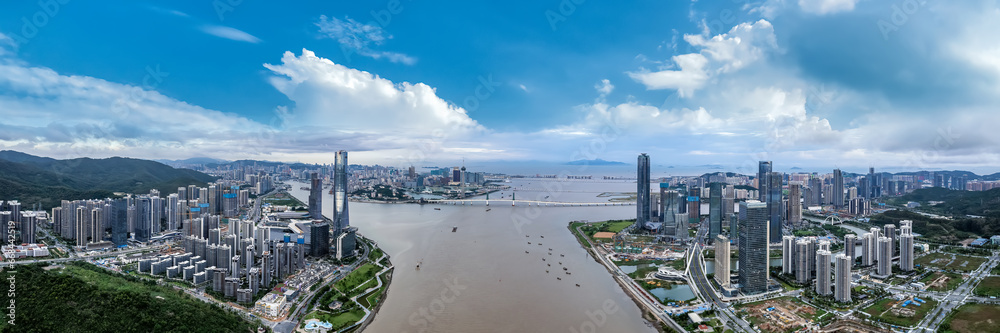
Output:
top-left (564, 159), bottom-right (627, 166)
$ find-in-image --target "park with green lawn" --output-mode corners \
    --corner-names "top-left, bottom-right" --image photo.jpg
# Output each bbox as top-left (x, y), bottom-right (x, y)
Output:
top-left (300, 237), bottom-right (393, 331)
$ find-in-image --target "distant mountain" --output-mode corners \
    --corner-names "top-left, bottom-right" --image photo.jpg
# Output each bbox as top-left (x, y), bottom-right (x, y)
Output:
top-left (0, 150), bottom-right (56, 164)
top-left (564, 159), bottom-right (627, 166)
top-left (206, 159), bottom-right (317, 169)
top-left (0, 151), bottom-right (217, 209)
top-left (155, 157), bottom-right (229, 166)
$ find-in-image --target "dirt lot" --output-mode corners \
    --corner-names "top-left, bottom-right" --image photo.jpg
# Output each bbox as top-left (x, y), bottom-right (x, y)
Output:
top-left (739, 297), bottom-right (822, 333)
top-left (945, 304), bottom-right (1000, 333)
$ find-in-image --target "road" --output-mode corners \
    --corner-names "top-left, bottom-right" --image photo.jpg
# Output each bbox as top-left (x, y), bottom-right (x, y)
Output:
top-left (911, 251), bottom-right (999, 332)
top-left (687, 224), bottom-right (756, 333)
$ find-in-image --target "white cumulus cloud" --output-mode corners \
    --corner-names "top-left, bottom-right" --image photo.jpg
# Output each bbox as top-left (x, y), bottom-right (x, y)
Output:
top-left (628, 20), bottom-right (776, 97)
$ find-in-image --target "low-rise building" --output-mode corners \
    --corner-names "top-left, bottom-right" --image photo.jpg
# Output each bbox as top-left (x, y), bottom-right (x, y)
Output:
top-left (1, 244), bottom-right (50, 258)
top-left (254, 293), bottom-right (286, 317)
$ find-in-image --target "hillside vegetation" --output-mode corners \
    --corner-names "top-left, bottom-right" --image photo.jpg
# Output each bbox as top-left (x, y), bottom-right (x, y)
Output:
top-left (0, 262), bottom-right (263, 332)
top-left (0, 151), bottom-right (216, 209)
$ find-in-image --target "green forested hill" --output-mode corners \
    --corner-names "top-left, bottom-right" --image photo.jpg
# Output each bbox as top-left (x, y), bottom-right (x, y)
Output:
top-left (889, 187), bottom-right (1000, 218)
top-left (0, 263), bottom-right (264, 332)
top-left (0, 151), bottom-right (216, 209)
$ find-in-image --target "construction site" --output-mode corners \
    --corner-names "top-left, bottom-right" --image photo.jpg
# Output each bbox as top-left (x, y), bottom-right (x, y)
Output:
top-left (737, 297), bottom-right (822, 333)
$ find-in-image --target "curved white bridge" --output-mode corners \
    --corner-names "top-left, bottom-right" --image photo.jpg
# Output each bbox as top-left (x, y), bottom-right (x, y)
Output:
top-left (426, 199), bottom-right (636, 207)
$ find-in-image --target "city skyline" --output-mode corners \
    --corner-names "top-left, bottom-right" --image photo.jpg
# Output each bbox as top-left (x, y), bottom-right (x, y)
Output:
top-left (1, 2), bottom-right (999, 171)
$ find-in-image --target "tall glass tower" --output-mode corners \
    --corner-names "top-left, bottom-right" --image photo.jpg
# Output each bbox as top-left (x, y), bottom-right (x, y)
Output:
top-left (308, 172), bottom-right (322, 219)
top-left (833, 169), bottom-right (845, 208)
top-left (709, 182), bottom-right (723, 241)
top-left (758, 161), bottom-right (772, 201)
top-left (738, 201), bottom-right (769, 295)
top-left (636, 153), bottom-right (650, 230)
top-left (333, 151), bottom-right (350, 237)
top-left (767, 172), bottom-right (783, 243)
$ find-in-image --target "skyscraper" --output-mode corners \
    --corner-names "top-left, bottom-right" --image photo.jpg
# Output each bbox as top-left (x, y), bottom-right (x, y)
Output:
top-left (833, 169), bottom-right (845, 209)
top-left (723, 184), bottom-right (735, 219)
top-left (782, 235), bottom-right (795, 275)
top-left (900, 220), bottom-right (914, 272)
top-left (20, 213), bottom-right (36, 244)
top-left (333, 151), bottom-right (350, 237)
top-left (636, 153), bottom-right (651, 230)
top-left (709, 182), bottom-right (723, 240)
top-left (310, 221), bottom-right (329, 257)
top-left (660, 187), bottom-right (677, 236)
top-left (767, 172), bottom-right (783, 243)
top-left (862, 233), bottom-right (876, 266)
top-left (110, 198), bottom-right (128, 247)
top-left (809, 176), bottom-right (823, 207)
top-left (675, 213), bottom-right (689, 240)
top-left (8, 201), bottom-right (21, 225)
top-left (796, 239), bottom-right (811, 284)
top-left (715, 234), bottom-right (730, 288)
top-left (816, 250), bottom-right (832, 295)
top-left (835, 254), bottom-right (852, 303)
top-left (877, 236), bottom-right (892, 276)
top-left (758, 161), bottom-right (771, 201)
top-left (844, 234), bottom-right (857, 267)
top-left (738, 201), bottom-right (769, 295)
top-left (308, 172), bottom-right (322, 219)
top-left (687, 187), bottom-right (700, 223)
top-left (729, 213), bottom-right (738, 243)
top-left (788, 183), bottom-right (802, 225)
top-left (884, 224), bottom-right (897, 258)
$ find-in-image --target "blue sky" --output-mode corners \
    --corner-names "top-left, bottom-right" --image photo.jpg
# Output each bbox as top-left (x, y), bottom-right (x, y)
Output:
top-left (0, 0), bottom-right (999, 173)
